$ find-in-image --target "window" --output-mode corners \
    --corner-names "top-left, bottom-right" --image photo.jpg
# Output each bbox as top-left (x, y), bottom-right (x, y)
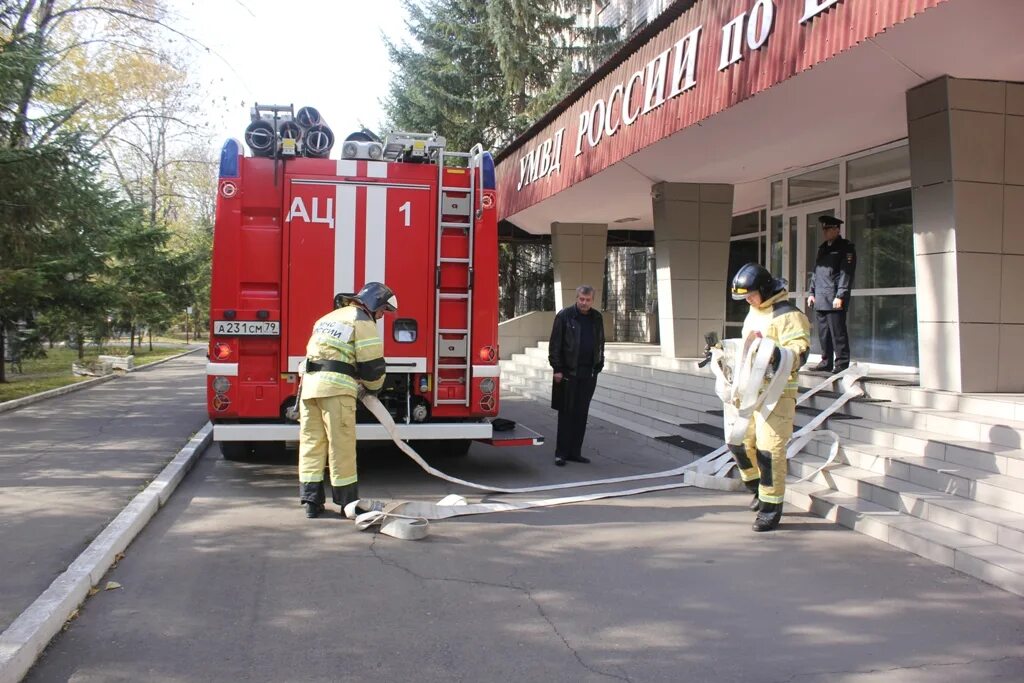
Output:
top-left (847, 146), bottom-right (910, 193)
top-left (629, 251), bottom-right (647, 310)
top-left (771, 180), bottom-right (783, 210)
top-left (727, 237), bottom-right (760, 325)
top-left (846, 189), bottom-right (914, 289)
top-left (788, 165), bottom-right (839, 206)
top-left (769, 214), bottom-right (784, 278)
top-left (731, 209), bottom-right (763, 236)
top-left (848, 294), bottom-right (918, 366)
top-left (393, 319), bottom-right (417, 343)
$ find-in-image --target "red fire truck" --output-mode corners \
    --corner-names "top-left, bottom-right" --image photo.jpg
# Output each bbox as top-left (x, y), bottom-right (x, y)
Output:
top-left (207, 104), bottom-right (541, 459)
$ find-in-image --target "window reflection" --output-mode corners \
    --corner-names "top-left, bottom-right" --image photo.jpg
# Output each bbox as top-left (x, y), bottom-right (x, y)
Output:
top-left (846, 189), bottom-right (914, 289)
top-left (848, 294), bottom-right (918, 366)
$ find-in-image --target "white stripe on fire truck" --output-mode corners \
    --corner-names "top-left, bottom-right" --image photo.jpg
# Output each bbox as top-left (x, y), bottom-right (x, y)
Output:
top-left (206, 362), bottom-right (238, 376)
top-left (334, 183), bottom-right (356, 296)
top-left (365, 184), bottom-right (387, 339)
top-left (336, 160), bottom-right (357, 176)
top-left (366, 161), bottom-right (387, 178)
top-left (292, 179), bottom-right (429, 190)
top-left (289, 356), bottom-right (427, 374)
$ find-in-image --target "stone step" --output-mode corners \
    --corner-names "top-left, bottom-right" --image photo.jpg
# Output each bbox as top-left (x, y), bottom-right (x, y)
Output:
top-left (785, 481), bottom-right (1024, 598)
top-left (506, 354), bottom-right (1024, 477)
top-left (788, 450), bottom-right (1024, 545)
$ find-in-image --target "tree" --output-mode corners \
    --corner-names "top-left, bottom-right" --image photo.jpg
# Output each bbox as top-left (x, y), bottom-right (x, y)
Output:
top-left (384, 0), bottom-right (619, 152)
top-left (385, 0), bottom-right (512, 152)
top-left (0, 1), bottom-right (212, 378)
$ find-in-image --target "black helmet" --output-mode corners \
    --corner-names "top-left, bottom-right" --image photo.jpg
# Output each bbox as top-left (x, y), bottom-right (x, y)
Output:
top-left (731, 263), bottom-right (778, 301)
top-left (335, 282), bottom-right (398, 314)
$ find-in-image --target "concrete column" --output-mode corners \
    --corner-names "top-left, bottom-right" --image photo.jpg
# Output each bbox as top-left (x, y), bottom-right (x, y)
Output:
top-left (652, 182), bottom-right (733, 358)
top-left (908, 76), bottom-right (1024, 392)
top-left (550, 222), bottom-right (608, 311)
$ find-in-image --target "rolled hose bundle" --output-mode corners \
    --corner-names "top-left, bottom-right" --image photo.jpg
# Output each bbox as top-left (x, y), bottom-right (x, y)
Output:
top-left (244, 120), bottom-right (276, 157)
top-left (296, 106), bottom-right (322, 129)
top-left (303, 123), bottom-right (335, 158)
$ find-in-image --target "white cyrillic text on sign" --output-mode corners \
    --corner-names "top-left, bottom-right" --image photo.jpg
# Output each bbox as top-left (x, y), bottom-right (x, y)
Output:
top-left (514, 0), bottom-right (852, 191)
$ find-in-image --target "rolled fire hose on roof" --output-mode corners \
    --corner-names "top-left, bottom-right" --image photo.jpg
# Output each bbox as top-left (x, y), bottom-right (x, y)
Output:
top-left (349, 338), bottom-right (867, 540)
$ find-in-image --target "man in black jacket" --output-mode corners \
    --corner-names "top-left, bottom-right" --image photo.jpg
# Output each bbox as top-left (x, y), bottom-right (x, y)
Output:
top-left (549, 285), bottom-right (605, 467)
top-left (807, 215), bottom-right (856, 372)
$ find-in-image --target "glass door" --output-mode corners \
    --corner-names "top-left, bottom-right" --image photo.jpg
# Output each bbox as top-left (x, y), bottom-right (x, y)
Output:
top-left (783, 203), bottom-right (839, 305)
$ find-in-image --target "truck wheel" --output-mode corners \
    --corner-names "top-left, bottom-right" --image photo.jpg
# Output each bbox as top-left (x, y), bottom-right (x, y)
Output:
top-left (220, 442), bottom-right (250, 461)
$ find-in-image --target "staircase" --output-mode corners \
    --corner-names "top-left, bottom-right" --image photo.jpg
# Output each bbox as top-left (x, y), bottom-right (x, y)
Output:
top-left (501, 341), bottom-right (1024, 597)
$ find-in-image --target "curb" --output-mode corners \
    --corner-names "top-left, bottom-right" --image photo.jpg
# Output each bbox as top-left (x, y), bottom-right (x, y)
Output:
top-left (0, 422), bottom-right (214, 683)
top-left (0, 348), bottom-right (199, 416)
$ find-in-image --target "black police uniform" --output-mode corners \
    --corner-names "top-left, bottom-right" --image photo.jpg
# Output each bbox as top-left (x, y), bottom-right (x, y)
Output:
top-left (808, 229), bottom-right (856, 370)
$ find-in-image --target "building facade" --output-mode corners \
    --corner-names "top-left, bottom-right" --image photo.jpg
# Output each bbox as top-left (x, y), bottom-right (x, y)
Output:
top-left (495, 0), bottom-right (1024, 393)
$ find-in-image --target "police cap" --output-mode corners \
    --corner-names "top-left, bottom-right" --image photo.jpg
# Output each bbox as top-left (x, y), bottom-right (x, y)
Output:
top-left (819, 215), bottom-right (844, 228)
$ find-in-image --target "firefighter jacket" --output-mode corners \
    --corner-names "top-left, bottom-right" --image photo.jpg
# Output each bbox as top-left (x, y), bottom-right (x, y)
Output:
top-left (741, 288), bottom-right (811, 393)
top-left (808, 237), bottom-right (856, 311)
top-left (300, 305), bottom-right (386, 399)
top-left (548, 305), bottom-right (605, 376)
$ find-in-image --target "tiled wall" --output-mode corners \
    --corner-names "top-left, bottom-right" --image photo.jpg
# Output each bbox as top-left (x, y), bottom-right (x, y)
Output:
top-left (908, 76), bottom-right (1024, 392)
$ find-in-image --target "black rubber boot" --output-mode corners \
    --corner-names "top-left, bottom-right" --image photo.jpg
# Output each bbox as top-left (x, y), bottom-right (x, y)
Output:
top-left (753, 502), bottom-right (783, 532)
top-left (304, 502), bottom-right (325, 519)
top-left (744, 479), bottom-right (761, 511)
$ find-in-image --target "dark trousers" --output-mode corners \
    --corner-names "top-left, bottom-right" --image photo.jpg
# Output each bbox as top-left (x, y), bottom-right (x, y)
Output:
top-left (556, 374), bottom-right (598, 459)
top-left (816, 309), bottom-right (850, 367)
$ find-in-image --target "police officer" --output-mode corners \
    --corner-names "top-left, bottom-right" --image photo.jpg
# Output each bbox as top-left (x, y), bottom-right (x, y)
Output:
top-left (297, 282), bottom-right (397, 518)
top-left (807, 215), bottom-right (856, 372)
top-left (730, 263), bottom-right (811, 532)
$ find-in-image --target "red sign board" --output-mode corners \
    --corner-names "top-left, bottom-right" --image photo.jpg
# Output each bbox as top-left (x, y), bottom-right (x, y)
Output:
top-left (496, 0), bottom-right (945, 221)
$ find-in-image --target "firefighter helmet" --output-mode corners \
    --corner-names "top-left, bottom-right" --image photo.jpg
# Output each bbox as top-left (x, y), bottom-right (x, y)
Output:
top-left (731, 263), bottom-right (780, 301)
top-left (335, 282), bottom-right (398, 314)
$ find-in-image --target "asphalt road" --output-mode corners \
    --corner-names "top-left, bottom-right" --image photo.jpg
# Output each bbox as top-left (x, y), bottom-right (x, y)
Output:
top-left (23, 395), bottom-right (1024, 682)
top-left (0, 351), bottom-right (208, 634)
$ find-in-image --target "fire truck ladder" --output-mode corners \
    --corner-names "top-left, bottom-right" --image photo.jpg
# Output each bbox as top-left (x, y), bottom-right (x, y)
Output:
top-left (433, 144), bottom-right (485, 407)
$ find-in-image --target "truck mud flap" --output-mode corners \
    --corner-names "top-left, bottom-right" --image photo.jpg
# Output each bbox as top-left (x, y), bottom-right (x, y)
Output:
top-left (476, 420), bottom-right (544, 447)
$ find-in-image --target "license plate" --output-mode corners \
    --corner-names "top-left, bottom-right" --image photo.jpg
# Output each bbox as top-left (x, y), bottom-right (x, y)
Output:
top-left (214, 320), bottom-right (280, 336)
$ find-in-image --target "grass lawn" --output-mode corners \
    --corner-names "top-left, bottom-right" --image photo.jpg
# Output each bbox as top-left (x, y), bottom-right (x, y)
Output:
top-left (0, 346), bottom-right (188, 404)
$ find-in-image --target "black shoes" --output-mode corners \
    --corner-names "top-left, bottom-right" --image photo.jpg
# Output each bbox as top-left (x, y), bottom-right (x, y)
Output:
top-left (811, 361), bottom-right (833, 372)
top-left (753, 503), bottom-right (783, 532)
top-left (554, 454), bottom-right (591, 466)
top-left (834, 363), bottom-right (850, 373)
top-left (304, 502), bottom-right (325, 519)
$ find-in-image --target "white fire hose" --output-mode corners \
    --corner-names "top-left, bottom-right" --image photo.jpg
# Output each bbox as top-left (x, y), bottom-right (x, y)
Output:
top-left (347, 341), bottom-right (866, 540)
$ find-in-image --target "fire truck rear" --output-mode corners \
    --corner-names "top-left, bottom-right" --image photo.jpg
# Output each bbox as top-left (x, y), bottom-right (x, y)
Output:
top-left (207, 104), bottom-right (542, 459)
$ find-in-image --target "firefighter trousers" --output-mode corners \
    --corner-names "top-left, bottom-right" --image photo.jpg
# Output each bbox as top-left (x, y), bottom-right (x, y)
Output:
top-left (729, 394), bottom-right (797, 505)
top-left (298, 394), bottom-right (359, 508)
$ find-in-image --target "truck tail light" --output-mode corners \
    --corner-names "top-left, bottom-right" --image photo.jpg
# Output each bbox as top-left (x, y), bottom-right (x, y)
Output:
top-left (479, 378), bottom-right (495, 394)
top-left (212, 342), bottom-right (232, 360)
top-left (480, 395), bottom-right (495, 412)
top-left (212, 376), bottom-right (231, 393)
top-left (478, 345), bottom-right (496, 362)
top-left (212, 394), bottom-right (231, 411)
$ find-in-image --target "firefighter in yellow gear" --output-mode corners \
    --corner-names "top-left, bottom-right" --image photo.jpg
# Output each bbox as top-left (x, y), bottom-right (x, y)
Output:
top-left (298, 282), bottom-right (397, 518)
top-left (729, 263), bottom-right (811, 532)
